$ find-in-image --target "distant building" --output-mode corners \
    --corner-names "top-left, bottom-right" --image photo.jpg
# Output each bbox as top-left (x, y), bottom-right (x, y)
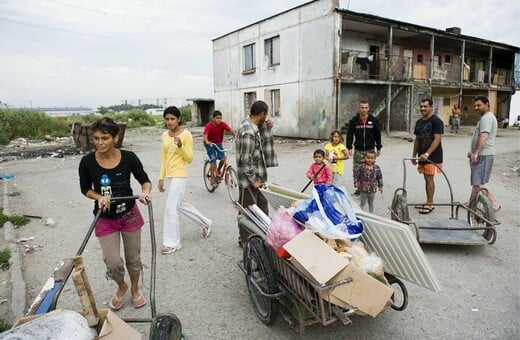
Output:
top-left (22, 106), bottom-right (95, 117)
top-left (145, 108), bottom-right (166, 115)
top-left (212, 0), bottom-right (519, 138)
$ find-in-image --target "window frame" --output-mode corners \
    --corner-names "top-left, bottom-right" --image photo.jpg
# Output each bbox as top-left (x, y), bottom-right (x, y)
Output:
top-left (243, 43), bottom-right (256, 73)
top-left (269, 89), bottom-right (281, 117)
top-left (265, 35), bottom-right (280, 67)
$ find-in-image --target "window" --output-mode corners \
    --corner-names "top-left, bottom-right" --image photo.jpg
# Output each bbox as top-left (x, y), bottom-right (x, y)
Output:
top-left (269, 89), bottom-right (280, 117)
top-left (265, 36), bottom-right (280, 66)
top-left (417, 54), bottom-right (423, 63)
top-left (436, 55), bottom-right (442, 66)
top-left (244, 92), bottom-right (257, 116)
top-left (243, 43), bottom-right (256, 71)
top-left (443, 97), bottom-right (450, 106)
top-left (445, 55), bottom-right (452, 64)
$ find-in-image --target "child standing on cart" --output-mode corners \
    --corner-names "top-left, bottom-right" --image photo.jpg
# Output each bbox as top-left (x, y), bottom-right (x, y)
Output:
top-left (306, 149), bottom-right (333, 185)
top-left (354, 150), bottom-right (383, 213)
top-left (203, 110), bottom-right (235, 185)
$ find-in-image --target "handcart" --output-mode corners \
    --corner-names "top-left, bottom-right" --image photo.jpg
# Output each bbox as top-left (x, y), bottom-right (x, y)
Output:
top-left (389, 158), bottom-right (499, 246)
top-left (19, 196), bottom-right (183, 339)
top-left (236, 185), bottom-right (414, 333)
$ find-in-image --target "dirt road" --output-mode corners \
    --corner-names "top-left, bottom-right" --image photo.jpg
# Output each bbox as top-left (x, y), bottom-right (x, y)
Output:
top-left (1, 126), bottom-right (519, 339)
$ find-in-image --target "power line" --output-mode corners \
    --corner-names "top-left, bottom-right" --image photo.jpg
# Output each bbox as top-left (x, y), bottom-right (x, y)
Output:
top-left (47, 0), bottom-right (108, 16)
top-left (0, 16), bottom-right (156, 42)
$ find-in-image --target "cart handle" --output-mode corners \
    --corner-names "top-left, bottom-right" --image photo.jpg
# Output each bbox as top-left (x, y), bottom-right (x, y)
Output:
top-left (48, 196), bottom-right (157, 318)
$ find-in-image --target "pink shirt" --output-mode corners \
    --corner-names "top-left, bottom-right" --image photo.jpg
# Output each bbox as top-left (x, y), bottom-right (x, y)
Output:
top-left (306, 163), bottom-right (333, 185)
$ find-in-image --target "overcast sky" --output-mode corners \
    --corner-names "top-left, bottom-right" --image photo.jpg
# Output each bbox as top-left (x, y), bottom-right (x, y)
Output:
top-left (0, 0), bottom-right (519, 111)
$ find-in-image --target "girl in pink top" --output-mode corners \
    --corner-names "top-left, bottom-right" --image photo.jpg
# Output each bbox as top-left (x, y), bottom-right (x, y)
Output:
top-left (306, 149), bottom-right (333, 185)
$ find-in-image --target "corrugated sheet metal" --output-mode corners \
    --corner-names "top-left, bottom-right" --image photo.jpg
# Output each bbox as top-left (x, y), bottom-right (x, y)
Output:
top-left (357, 211), bottom-right (442, 293)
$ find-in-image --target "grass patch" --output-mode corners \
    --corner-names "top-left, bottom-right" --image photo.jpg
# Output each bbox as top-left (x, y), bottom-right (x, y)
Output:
top-left (0, 319), bottom-right (11, 332)
top-left (0, 208), bottom-right (30, 228)
top-left (6, 192), bottom-right (20, 197)
top-left (0, 248), bottom-right (10, 270)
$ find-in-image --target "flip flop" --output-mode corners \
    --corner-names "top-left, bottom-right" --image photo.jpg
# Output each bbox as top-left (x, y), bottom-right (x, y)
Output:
top-left (132, 291), bottom-right (147, 308)
top-left (414, 204), bottom-right (426, 210)
top-left (109, 293), bottom-right (125, 310)
top-left (419, 206), bottom-right (435, 214)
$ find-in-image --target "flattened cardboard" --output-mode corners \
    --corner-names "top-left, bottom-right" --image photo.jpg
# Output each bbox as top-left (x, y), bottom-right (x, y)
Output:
top-left (284, 230), bottom-right (393, 317)
top-left (329, 265), bottom-right (393, 317)
top-left (283, 230), bottom-right (347, 285)
top-left (97, 309), bottom-right (141, 339)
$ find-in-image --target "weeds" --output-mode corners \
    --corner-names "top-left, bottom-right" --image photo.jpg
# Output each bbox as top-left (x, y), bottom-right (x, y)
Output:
top-left (0, 319), bottom-right (11, 332)
top-left (0, 248), bottom-right (10, 270)
top-left (0, 208), bottom-right (30, 228)
top-left (6, 192), bottom-right (20, 197)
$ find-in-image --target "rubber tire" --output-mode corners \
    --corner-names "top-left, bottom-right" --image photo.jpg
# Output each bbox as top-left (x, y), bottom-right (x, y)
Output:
top-left (150, 313), bottom-right (183, 340)
top-left (467, 191), bottom-right (495, 243)
top-left (225, 166), bottom-right (239, 202)
top-left (203, 160), bottom-right (216, 193)
top-left (243, 235), bottom-right (279, 325)
top-left (384, 273), bottom-right (408, 311)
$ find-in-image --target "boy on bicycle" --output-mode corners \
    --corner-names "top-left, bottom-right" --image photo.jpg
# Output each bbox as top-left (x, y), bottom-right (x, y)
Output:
top-left (204, 110), bottom-right (235, 184)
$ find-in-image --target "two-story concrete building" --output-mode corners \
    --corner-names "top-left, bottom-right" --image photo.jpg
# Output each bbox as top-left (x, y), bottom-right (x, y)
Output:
top-left (212, 0), bottom-right (519, 139)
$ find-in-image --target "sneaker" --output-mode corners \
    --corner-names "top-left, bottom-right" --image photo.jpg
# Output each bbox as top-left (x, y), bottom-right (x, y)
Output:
top-left (202, 226), bottom-right (211, 238)
top-left (353, 190), bottom-right (360, 195)
top-left (161, 245), bottom-right (181, 254)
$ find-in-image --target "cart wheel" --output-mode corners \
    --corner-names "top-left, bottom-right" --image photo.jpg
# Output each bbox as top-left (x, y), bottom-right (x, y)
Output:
top-left (385, 273), bottom-right (408, 311)
top-left (243, 235), bottom-right (279, 325)
top-left (149, 313), bottom-right (182, 340)
top-left (225, 166), bottom-right (239, 202)
top-left (203, 160), bottom-right (216, 193)
top-left (467, 190), bottom-right (496, 243)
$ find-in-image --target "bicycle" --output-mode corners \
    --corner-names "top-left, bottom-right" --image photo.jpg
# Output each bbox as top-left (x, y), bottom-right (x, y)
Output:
top-left (203, 141), bottom-right (239, 202)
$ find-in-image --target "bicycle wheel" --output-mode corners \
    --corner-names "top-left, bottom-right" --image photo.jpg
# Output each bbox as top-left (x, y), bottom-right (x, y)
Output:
top-left (243, 235), bottom-right (279, 325)
top-left (203, 160), bottom-right (216, 193)
top-left (467, 190), bottom-right (496, 243)
top-left (225, 166), bottom-right (239, 202)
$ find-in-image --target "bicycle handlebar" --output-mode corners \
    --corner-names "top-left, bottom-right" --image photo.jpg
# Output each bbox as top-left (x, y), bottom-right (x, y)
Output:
top-left (208, 141), bottom-right (234, 152)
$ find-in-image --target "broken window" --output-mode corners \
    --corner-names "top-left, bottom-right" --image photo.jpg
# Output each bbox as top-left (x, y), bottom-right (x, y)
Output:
top-left (269, 89), bottom-right (280, 117)
top-left (243, 43), bottom-right (256, 71)
top-left (244, 92), bottom-right (256, 116)
top-left (265, 36), bottom-right (280, 66)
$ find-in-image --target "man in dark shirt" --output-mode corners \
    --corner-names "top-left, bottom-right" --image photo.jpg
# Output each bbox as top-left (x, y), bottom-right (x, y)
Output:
top-left (346, 100), bottom-right (382, 195)
top-left (411, 98), bottom-right (444, 214)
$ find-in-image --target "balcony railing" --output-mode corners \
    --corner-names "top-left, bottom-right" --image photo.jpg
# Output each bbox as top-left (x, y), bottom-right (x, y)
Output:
top-left (340, 49), bottom-right (514, 86)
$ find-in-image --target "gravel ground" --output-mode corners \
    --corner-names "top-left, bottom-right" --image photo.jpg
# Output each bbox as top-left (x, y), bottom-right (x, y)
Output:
top-left (1, 125), bottom-right (519, 338)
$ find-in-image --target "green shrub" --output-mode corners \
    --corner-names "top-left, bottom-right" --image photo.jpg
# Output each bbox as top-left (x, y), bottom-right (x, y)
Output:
top-left (0, 109), bottom-right (70, 145)
top-left (0, 319), bottom-right (11, 332)
top-left (0, 248), bottom-right (10, 270)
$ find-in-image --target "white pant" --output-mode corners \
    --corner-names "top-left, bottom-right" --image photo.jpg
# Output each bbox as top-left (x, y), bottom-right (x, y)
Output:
top-left (163, 178), bottom-right (212, 248)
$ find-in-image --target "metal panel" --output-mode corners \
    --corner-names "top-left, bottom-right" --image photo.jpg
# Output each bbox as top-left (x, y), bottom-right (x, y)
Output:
top-left (357, 211), bottom-right (442, 293)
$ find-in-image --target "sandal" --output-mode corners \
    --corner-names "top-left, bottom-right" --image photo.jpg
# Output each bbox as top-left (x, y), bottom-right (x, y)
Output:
top-left (109, 293), bottom-right (125, 310)
top-left (161, 245), bottom-right (182, 254)
top-left (132, 291), bottom-right (147, 308)
top-left (419, 206), bottom-right (435, 214)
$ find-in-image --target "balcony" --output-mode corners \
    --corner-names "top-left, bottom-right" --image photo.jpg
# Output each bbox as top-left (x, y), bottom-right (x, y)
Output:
top-left (340, 49), bottom-right (514, 87)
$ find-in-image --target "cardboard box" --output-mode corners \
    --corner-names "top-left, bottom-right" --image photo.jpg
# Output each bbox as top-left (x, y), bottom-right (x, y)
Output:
top-left (97, 309), bottom-right (142, 339)
top-left (284, 230), bottom-right (393, 317)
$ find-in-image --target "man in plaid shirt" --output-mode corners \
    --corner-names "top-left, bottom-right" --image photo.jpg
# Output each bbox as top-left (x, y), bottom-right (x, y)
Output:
top-left (236, 100), bottom-right (278, 223)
